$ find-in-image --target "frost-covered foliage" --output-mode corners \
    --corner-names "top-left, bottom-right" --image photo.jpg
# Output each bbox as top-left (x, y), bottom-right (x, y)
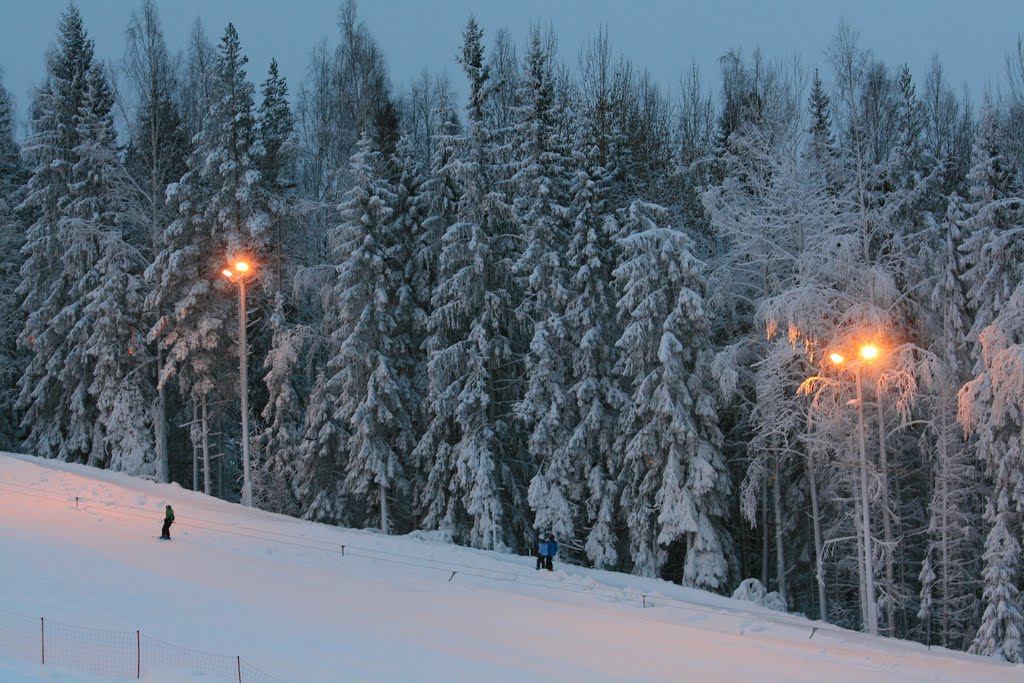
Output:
top-left (0, 75), bottom-right (25, 449)
top-left (413, 18), bottom-right (519, 551)
top-left (146, 22), bottom-right (266, 406)
top-left (614, 201), bottom-right (730, 587)
top-left (8, 4), bottom-right (1024, 660)
top-left (16, 11), bottom-right (153, 474)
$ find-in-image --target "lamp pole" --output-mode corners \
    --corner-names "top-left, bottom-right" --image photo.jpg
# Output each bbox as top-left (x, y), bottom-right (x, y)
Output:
top-left (237, 275), bottom-right (251, 507)
top-left (854, 364), bottom-right (878, 635)
top-left (829, 347), bottom-right (881, 636)
top-left (222, 261), bottom-right (254, 507)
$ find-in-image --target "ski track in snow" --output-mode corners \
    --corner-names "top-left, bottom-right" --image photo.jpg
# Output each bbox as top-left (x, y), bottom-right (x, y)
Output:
top-left (1, 452), bottom-right (1021, 682)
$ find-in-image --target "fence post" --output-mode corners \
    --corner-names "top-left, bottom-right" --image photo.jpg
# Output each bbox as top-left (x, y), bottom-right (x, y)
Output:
top-left (137, 630), bottom-right (141, 679)
top-left (237, 655), bottom-right (242, 683)
top-left (40, 617), bottom-right (45, 665)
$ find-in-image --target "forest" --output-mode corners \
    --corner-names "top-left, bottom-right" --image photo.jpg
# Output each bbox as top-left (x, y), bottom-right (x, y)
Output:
top-left (0, 0), bottom-right (1022, 660)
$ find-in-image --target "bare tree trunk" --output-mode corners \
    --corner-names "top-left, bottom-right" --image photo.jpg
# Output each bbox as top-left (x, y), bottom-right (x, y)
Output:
top-left (191, 401), bottom-right (199, 492)
top-left (761, 484), bottom-right (770, 587)
top-left (154, 351), bottom-right (169, 483)
top-left (807, 451), bottom-right (828, 621)
top-left (380, 484), bottom-right (389, 534)
top-left (773, 458), bottom-right (787, 604)
top-left (201, 394), bottom-right (211, 496)
top-left (854, 476), bottom-right (867, 628)
top-left (877, 398), bottom-right (896, 636)
top-left (939, 387), bottom-right (952, 647)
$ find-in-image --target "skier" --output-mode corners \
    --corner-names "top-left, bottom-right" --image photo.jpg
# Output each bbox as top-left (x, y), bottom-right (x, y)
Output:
top-left (544, 533), bottom-right (558, 571)
top-left (160, 504), bottom-right (174, 540)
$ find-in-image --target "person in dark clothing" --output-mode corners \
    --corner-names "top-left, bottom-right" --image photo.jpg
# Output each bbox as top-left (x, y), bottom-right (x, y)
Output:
top-left (160, 505), bottom-right (174, 540)
top-left (545, 533), bottom-right (558, 571)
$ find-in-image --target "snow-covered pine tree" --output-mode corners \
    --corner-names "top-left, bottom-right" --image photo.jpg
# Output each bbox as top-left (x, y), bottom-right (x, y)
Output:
top-left (258, 58), bottom-right (296, 290)
top-left (960, 108), bottom-right (1024, 353)
top-left (123, 0), bottom-right (189, 483)
top-left (295, 370), bottom-right (349, 525)
top-left (73, 62), bottom-right (155, 474)
top-left (146, 22), bottom-right (268, 496)
top-left (807, 69), bottom-right (836, 165)
top-left (614, 200), bottom-right (730, 586)
top-left (410, 88), bottom-right (461, 530)
top-left (561, 129), bottom-right (625, 569)
top-left (512, 27), bottom-right (576, 548)
top-left (414, 17), bottom-right (518, 550)
top-left (0, 74), bottom-right (25, 448)
top-left (957, 107), bottom-right (1024, 663)
top-left (17, 6), bottom-right (101, 462)
top-left (917, 192), bottom-right (984, 649)
top-left (256, 294), bottom-right (305, 515)
top-left (325, 134), bottom-right (412, 533)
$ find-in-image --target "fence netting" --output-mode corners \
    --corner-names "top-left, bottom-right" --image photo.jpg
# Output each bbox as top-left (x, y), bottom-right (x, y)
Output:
top-left (0, 608), bottom-right (285, 683)
top-left (46, 618), bottom-right (136, 679)
top-left (0, 609), bottom-right (39, 663)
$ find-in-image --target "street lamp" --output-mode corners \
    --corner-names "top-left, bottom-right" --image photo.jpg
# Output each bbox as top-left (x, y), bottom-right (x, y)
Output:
top-left (222, 259), bottom-right (255, 507)
top-left (829, 343), bottom-right (882, 636)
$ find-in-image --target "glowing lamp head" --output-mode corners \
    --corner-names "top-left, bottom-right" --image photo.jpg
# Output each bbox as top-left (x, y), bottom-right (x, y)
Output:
top-left (860, 345), bottom-right (880, 361)
top-left (222, 269), bottom-right (234, 279)
top-left (829, 353), bottom-right (845, 364)
top-left (234, 261), bottom-right (250, 273)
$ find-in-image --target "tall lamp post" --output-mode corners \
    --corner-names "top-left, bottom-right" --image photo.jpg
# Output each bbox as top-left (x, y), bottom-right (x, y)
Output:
top-left (222, 260), bottom-right (255, 507)
top-left (829, 344), bottom-right (881, 636)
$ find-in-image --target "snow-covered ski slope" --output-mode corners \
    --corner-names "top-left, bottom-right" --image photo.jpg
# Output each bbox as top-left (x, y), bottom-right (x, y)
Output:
top-left (1, 452), bottom-right (1019, 683)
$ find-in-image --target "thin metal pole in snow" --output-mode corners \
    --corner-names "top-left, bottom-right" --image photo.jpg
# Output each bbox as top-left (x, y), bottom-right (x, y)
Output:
top-left (40, 617), bottom-right (44, 664)
top-left (239, 277), bottom-right (252, 508)
top-left (137, 630), bottom-right (141, 679)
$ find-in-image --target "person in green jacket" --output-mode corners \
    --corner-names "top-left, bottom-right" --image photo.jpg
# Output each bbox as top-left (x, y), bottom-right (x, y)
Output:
top-left (160, 505), bottom-right (175, 540)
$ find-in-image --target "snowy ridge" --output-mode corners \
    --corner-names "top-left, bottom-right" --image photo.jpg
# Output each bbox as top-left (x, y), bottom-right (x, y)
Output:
top-left (1, 451), bottom-right (1020, 683)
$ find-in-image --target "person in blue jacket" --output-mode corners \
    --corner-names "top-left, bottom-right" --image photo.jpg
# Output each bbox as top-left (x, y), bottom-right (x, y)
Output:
top-left (536, 532), bottom-right (558, 570)
top-left (545, 533), bottom-right (558, 570)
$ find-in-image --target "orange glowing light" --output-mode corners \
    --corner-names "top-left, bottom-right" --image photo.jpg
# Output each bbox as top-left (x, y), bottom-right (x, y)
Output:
top-left (222, 269), bottom-right (234, 278)
top-left (234, 261), bottom-right (250, 273)
top-left (829, 353), bottom-right (845, 364)
top-left (860, 345), bottom-right (880, 361)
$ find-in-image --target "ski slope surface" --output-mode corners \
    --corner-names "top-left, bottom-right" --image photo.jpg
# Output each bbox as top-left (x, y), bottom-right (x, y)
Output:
top-left (0, 452), bottom-right (1019, 683)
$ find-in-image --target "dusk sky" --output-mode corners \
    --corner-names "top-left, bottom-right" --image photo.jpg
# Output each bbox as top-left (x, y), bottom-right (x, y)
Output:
top-left (0, 0), bottom-right (1021, 130)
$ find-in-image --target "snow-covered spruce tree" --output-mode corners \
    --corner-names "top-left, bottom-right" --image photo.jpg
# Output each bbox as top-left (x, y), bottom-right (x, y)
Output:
top-left (512, 27), bottom-right (576, 547)
top-left (414, 17), bottom-right (519, 550)
top-left (961, 282), bottom-right (1024, 665)
top-left (71, 62), bottom-right (155, 474)
top-left (295, 370), bottom-right (349, 525)
top-left (0, 74), bottom-right (26, 448)
top-left (258, 58), bottom-right (297, 290)
top-left (960, 108), bottom-right (1024, 354)
top-left (916, 192), bottom-right (984, 650)
top-left (123, 0), bottom-right (189, 483)
top-left (561, 131), bottom-right (625, 569)
top-left (613, 200), bottom-right (730, 586)
top-left (957, 109), bottom-right (1024, 662)
top-left (256, 294), bottom-right (305, 515)
top-left (410, 90), bottom-right (461, 530)
top-left (325, 134), bottom-right (413, 533)
top-left (389, 134), bottom-right (431, 523)
top-left (702, 72), bottom-right (828, 609)
top-left (146, 23), bottom-right (268, 496)
top-left (16, 6), bottom-right (102, 462)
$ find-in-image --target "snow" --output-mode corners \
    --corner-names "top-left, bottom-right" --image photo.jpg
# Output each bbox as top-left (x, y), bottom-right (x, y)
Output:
top-left (1, 452), bottom-right (1020, 683)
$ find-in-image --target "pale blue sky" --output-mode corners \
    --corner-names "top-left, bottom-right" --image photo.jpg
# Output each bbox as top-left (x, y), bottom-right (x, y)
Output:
top-left (0, 0), bottom-right (1020, 131)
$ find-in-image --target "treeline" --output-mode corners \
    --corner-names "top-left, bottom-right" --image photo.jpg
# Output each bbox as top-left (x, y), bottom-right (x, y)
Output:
top-left (0, 0), bottom-right (1023, 659)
